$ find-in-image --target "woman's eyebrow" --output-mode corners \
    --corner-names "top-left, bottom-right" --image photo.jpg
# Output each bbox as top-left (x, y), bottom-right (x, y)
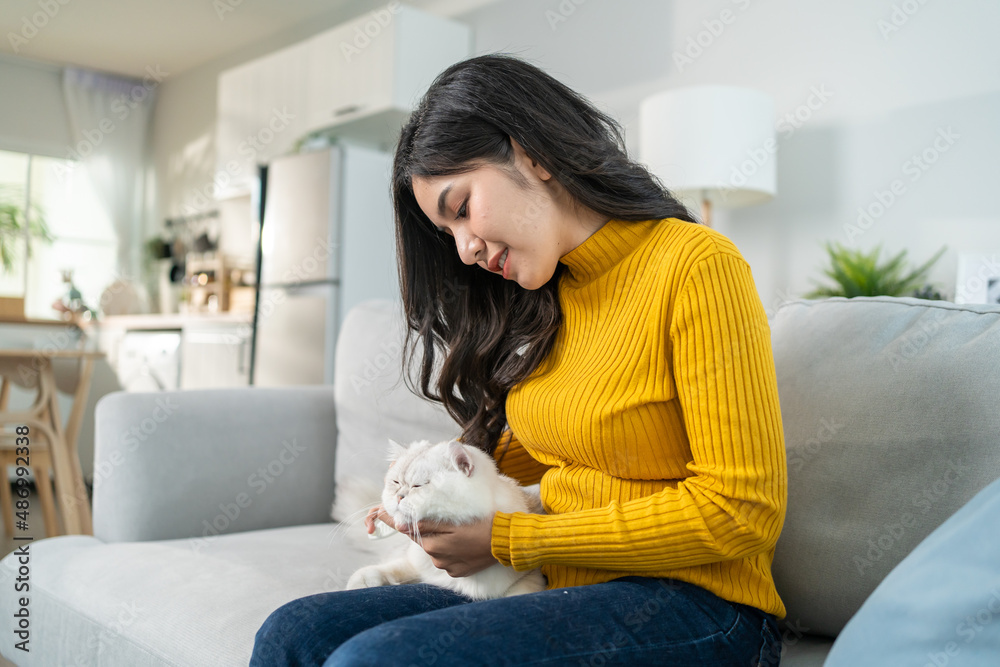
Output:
top-left (437, 183), bottom-right (454, 218)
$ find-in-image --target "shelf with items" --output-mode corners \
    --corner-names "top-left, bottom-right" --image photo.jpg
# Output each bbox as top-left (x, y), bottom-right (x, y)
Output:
top-left (181, 252), bottom-right (256, 315)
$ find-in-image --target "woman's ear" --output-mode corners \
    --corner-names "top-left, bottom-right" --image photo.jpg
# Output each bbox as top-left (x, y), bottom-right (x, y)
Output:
top-left (509, 136), bottom-right (551, 181)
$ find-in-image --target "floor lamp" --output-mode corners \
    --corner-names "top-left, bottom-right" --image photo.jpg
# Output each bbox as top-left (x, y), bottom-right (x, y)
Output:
top-left (639, 85), bottom-right (777, 227)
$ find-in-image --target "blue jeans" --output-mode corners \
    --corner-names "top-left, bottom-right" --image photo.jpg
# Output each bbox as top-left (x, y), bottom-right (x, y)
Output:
top-left (250, 576), bottom-right (782, 666)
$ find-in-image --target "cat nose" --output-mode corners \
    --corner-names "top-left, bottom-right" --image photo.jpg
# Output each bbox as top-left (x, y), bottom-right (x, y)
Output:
top-left (396, 493), bottom-right (405, 502)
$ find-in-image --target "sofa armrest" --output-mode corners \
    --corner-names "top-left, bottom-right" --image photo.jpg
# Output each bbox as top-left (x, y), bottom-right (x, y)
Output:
top-left (92, 386), bottom-right (336, 543)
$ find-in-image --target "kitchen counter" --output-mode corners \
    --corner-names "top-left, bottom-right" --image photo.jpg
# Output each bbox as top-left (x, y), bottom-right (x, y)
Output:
top-left (76, 311), bottom-right (255, 392)
top-left (0, 316), bottom-right (77, 326)
top-left (81, 311), bottom-right (253, 331)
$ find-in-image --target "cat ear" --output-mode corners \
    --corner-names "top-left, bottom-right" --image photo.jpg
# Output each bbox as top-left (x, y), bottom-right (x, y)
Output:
top-left (386, 438), bottom-right (407, 465)
top-left (448, 441), bottom-right (475, 477)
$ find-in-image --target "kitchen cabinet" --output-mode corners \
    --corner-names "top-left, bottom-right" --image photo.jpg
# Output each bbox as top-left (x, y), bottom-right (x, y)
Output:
top-left (305, 4), bottom-right (471, 143)
top-left (215, 41), bottom-right (312, 198)
top-left (180, 321), bottom-right (252, 389)
top-left (84, 315), bottom-right (253, 391)
top-left (118, 330), bottom-right (183, 391)
top-left (215, 4), bottom-right (471, 198)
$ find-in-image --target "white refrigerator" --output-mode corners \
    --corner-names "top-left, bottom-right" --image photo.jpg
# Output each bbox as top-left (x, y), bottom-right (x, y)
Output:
top-left (251, 141), bottom-right (398, 386)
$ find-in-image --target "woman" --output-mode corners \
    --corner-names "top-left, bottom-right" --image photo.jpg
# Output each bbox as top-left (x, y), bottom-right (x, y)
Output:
top-left (251, 53), bottom-right (787, 666)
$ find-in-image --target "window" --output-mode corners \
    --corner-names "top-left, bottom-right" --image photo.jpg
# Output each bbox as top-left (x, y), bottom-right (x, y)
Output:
top-left (0, 149), bottom-right (116, 320)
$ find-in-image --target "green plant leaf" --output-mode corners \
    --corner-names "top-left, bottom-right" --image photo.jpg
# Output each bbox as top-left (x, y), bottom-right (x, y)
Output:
top-left (805, 241), bottom-right (947, 299)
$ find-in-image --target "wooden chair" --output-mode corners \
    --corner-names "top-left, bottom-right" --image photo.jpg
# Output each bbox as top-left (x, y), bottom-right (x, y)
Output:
top-left (0, 373), bottom-right (62, 537)
top-left (0, 352), bottom-right (98, 537)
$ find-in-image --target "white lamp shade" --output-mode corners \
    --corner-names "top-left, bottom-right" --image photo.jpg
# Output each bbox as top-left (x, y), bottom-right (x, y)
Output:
top-left (639, 85), bottom-right (776, 208)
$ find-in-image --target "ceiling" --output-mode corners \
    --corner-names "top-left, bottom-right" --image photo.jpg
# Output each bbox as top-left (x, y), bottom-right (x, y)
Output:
top-left (0, 0), bottom-right (494, 79)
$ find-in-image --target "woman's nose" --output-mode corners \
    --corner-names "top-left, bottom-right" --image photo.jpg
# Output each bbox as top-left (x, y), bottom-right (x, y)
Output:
top-left (455, 229), bottom-right (485, 266)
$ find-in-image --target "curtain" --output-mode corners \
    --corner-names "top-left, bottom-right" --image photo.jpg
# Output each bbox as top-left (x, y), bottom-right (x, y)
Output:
top-left (62, 68), bottom-right (156, 281)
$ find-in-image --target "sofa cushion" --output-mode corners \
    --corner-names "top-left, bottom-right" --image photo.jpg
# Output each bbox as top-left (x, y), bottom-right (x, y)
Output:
top-left (824, 475), bottom-right (1000, 666)
top-left (770, 296), bottom-right (1000, 638)
top-left (331, 299), bottom-right (461, 522)
top-left (0, 521), bottom-right (410, 666)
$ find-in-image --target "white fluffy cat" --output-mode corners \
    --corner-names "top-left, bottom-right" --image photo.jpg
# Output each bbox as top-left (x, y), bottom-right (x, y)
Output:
top-left (345, 438), bottom-right (547, 600)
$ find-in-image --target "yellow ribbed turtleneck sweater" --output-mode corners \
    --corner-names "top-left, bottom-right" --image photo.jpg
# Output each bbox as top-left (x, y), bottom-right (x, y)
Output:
top-left (489, 217), bottom-right (788, 619)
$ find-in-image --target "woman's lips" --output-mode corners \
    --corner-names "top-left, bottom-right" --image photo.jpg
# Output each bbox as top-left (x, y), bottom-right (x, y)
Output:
top-left (503, 249), bottom-right (511, 279)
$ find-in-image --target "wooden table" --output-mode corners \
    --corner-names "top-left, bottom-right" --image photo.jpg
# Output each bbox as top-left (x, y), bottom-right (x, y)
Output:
top-left (0, 349), bottom-right (104, 536)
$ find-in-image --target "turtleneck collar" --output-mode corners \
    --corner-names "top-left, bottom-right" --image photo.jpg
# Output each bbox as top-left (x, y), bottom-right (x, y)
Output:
top-left (558, 218), bottom-right (660, 283)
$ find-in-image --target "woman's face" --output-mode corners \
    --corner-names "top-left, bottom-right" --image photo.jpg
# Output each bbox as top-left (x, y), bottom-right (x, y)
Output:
top-left (411, 138), bottom-right (607, 290)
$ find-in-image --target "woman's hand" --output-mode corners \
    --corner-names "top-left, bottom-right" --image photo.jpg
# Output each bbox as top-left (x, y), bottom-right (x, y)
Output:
top-left (408, 515), bottom-right (498, 578)
top-left (365, 506), bottom-right (498, 578)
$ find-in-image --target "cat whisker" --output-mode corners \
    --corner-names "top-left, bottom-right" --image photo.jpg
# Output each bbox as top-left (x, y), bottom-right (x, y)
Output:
top-left (325, 503), bottom-right (382, 545)
top-left (410, 522), bottom-right (423, 548)
top-left (345, 438), bottom-right (546, 599)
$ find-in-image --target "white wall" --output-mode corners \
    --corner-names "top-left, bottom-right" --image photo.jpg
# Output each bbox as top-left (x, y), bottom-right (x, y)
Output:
top-left (4, 0), bottom-right (998, 483)
top-left (15, 0), bottom-right (994, 306)
top-left (460, 0), bottom-right (1000, 305)
top-left (150, 0), bottom-right (373, 225)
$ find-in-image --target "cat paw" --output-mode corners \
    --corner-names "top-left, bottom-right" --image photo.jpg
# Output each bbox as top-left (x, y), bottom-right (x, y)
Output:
top-left (503, 572), bottom-right (547, 597)
top-left (346, 566), bottom-right (389, 590)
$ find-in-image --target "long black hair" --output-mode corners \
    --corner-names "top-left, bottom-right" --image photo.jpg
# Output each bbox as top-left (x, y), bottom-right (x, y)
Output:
top-left (391, 53), bottom-right (697, 456)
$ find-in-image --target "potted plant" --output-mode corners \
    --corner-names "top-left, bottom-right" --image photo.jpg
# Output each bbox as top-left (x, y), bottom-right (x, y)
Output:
top-left (805, 241), bottom-right (947, 299)
top-left (0, 184), bottom-right (54, 273)
top-left (145, 234), bottom-right (185, 314)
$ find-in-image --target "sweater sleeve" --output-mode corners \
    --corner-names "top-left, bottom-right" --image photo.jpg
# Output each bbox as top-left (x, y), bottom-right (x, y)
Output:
top-left (493, 428), bottom-right (550, 486)
top-left (491, 251), bottom-right (788, 572)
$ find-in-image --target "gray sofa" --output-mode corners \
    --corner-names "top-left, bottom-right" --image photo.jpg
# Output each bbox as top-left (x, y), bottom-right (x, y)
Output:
top-left (2, 296), bottom-right (998, 666)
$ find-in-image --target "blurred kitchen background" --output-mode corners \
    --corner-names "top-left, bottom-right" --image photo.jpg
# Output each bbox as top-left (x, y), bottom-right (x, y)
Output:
top-left (0, 0), bottom-right (998, 487)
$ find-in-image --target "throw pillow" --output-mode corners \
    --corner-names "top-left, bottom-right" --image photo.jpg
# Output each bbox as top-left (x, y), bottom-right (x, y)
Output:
top-left (825, 474), bottom-right (1000, 666)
